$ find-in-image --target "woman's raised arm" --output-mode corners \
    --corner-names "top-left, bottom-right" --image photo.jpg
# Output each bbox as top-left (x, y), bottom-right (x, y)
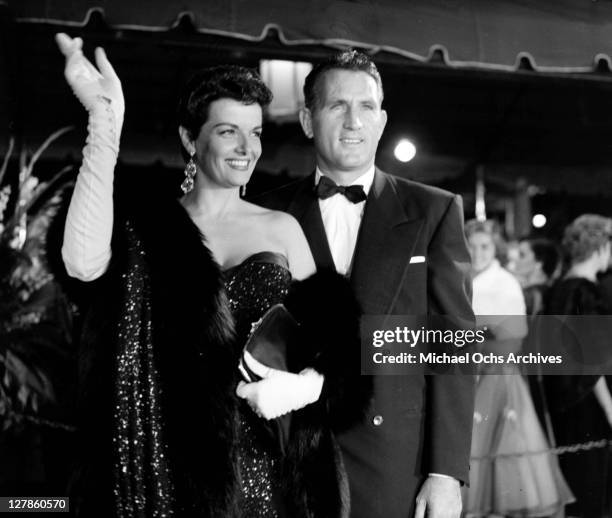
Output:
top-left (56, 34), bottom-right (124, 281)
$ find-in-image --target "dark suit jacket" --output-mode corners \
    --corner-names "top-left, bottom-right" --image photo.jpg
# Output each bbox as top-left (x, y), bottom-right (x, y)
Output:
top-left (257, 169), bottom-right (475, 518)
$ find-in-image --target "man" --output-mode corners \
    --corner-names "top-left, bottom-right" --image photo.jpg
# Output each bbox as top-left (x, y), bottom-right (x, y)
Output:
top-left (258, 51), bottom-right (475, 518)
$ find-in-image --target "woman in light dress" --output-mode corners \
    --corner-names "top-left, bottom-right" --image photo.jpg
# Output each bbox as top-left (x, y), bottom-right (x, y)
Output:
top-left (464, 219), bottom-right (573, 517)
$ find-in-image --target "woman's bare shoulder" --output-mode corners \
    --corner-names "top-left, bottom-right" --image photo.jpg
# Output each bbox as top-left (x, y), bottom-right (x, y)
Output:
top-left (243, 201), bottom-right (300, 230)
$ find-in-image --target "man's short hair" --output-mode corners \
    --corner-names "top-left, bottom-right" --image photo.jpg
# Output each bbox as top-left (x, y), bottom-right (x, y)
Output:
top-left (562, 214), bottom-right (612, 264)
top-left (303, 50), bottom-right (384, 112)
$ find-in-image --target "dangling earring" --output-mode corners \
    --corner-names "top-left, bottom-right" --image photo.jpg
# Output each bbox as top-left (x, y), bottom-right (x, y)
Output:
top-left (181, 152), bottom-right (196, 194)
top-left (240, 184), bottom-right (247, 197)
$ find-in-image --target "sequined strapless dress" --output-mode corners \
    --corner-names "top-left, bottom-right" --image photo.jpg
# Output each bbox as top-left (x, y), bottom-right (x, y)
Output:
top-left (224, 251), bottom-right (292, 518)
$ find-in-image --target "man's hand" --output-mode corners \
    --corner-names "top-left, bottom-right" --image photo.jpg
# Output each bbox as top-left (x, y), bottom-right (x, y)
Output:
top-left (55, 33), bottom-right (124, 121)
top-left (414, 476), bottom-right (461, 518)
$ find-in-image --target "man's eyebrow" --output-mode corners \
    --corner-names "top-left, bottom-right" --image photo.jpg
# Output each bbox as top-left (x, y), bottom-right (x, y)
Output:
top-left (326, 96), bottom-right (378, 104)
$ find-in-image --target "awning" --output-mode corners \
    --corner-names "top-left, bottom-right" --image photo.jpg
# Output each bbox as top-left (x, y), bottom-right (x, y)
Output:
top-left (5, 0), bottom-right (612, 207)
top-left (10, 0), bottom-right (612, 73)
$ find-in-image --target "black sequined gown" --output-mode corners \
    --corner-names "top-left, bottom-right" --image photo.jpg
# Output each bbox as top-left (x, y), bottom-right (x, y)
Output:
top-left (224, 251), bottom-right (292, 518)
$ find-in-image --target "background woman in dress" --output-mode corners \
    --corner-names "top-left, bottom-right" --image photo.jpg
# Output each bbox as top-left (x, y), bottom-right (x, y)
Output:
top-left (464, 219), bottom-right (573, 517)
top-left (544, 214), bottom-right (612, 518)
top-left (513, 238), bottom-right (562, 443)
top-left (56, 33), bottom-right (362, 517)
top-left (514, 238), bottom-right (561, 316)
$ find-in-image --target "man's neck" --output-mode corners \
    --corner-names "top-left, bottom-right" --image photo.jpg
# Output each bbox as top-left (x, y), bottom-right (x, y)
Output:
top-left (317, 166), bottom-right (374, 186)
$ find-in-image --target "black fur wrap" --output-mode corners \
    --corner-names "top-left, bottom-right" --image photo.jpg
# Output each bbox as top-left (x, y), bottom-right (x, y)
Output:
top-left (70, 176), bottom-right (239, 517)
top-left (70, 174), bottom-right (371, 517)
top-left (282, 272), bottom-right (373, 518)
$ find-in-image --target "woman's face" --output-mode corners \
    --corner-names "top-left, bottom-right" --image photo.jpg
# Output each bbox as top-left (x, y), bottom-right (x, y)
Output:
top-left (515, 241), bottom-right (540, 279)
top-left (467, 231), bottom-right (496, 274)
top-left (188, 98), bottom-right (263, 190)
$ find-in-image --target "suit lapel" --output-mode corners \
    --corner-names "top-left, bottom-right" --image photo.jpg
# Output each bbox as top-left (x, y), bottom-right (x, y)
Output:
top-left (351, 170), bottom-right (424, 315)
top-left (287, 174), bottom-right (336, 272)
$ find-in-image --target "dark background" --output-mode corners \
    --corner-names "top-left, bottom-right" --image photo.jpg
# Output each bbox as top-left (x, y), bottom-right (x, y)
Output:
top-left (4, 0), bottom-right (612, 239)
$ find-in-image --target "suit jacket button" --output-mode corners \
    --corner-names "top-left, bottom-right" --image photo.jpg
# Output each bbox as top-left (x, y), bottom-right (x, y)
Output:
top-left (372, 415), bottom-right (384, 426)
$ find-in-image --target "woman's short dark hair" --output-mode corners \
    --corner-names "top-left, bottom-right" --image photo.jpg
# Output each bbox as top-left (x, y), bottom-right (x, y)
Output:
top-left (303, 50), bottom-right (383, 112)
top-left (523, 238), bottom-right (560, 278)
top-left (562, 214), bottom-right (612, 264)
top-left (177, 65), bottom-right (272, 143)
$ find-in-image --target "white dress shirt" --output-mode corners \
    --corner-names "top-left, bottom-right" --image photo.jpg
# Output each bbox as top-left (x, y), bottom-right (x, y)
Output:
top-left (315, 166), bottom-right (375, 276)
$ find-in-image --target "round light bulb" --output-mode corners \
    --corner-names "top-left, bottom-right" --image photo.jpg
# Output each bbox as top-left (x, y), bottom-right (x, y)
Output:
top-left (532, 214), bottom-right (547, 228)
top-left (394, 139), bottom-right (416, 163)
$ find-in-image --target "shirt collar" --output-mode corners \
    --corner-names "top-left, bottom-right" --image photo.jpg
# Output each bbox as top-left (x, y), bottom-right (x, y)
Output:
top-left (315, 166), bottom-right (376, 196)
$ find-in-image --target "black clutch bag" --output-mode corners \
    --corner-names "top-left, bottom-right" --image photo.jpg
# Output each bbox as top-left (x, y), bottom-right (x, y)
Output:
top-left (238, 303), bottom-right (300, 453)
top-left (239, 304), bottom-right (299, 382)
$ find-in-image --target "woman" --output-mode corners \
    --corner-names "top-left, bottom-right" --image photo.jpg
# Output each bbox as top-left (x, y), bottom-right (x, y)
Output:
top-left (464, 219), bottom-right (573, 517)
top-left (514, 238), bottom-right (561, 316)
top-left (513, 238), bottom-right (562, 452)
top-left (56, 34), bottom-right (364, 517)
top-left (544, 214), bottom-right (612, 518)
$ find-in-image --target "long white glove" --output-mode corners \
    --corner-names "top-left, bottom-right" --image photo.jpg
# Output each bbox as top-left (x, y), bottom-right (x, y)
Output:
top-left (236, 351), bottom-right (324, 420)
top-left (55, 33), bottom-right (124, 126)
top-left (56, 33), bottom-right (124, 281)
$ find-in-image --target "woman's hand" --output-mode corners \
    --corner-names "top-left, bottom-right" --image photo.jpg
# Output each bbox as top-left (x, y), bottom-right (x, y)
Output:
top-left (55, 33), bottom-right (124, 120)
top-left (236, 367), bottom-right (324, 420)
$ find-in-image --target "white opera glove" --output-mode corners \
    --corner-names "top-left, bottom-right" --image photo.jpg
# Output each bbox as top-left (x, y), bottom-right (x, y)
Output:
top-left (236, 352), bottom-right (324, 420)
top-left (58, 33), bottom-right (124, 281)
top-left (55, 33), bottom-right (124, 130)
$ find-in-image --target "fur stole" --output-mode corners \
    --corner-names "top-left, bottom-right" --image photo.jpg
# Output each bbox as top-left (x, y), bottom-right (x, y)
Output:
top-left (281, 271), bottom-right (373, 518)
top-left (285, 271), bottom-right (373, 432)
top-left (71, 177), bottom-right (239, 517)
top-left (72, 174), bottom-right (372, 518)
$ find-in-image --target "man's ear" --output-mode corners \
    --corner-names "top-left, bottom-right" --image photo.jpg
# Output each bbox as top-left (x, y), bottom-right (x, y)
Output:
top-left (379, 109), bottom-right (388, 136)
top-left (299, 108), bottom-right (314, 139)
top-left (178, 126), bottom-right (195, 156)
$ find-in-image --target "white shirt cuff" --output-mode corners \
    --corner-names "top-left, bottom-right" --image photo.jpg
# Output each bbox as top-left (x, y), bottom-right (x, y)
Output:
top-left (428, 473), bottom-right (459, 484)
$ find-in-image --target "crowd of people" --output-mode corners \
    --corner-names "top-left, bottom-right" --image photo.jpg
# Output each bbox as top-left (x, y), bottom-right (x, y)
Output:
top-left (2, 31), bottom-right (612, 518)
top-left (464, 215), bottom-right (612, 518)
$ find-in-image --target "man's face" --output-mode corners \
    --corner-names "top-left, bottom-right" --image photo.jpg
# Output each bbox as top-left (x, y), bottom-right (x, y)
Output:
top-left (300, 69), bottom-right (387, 180)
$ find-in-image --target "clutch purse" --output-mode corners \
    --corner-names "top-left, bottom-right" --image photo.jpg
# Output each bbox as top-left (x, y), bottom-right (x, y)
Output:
top-left (239, 303), bottom-right (299, 382)
top-left (238, 303), bottom-right (299, 454)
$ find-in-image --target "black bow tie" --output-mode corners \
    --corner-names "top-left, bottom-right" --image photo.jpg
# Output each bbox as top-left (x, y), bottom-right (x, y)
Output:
top-left (315, 176), bottom-right (367, 204)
